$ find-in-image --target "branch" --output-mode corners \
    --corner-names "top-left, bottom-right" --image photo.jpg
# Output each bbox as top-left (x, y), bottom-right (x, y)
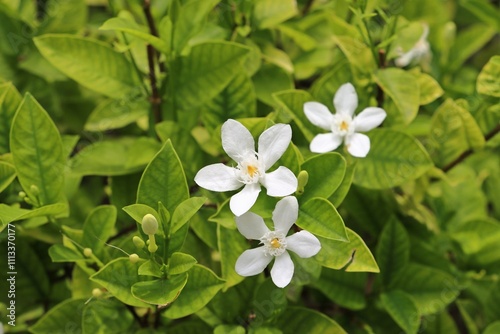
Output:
top-left (442, 123), bottom-right (500, 173)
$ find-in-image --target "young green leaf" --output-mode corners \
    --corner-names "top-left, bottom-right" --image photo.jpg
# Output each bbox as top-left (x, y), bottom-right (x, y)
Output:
top-left (171, 197), bottom-right (206, 234)
top-left (169, 252), bottom-right (197, 275)
top-left (48, 244), bottom-right (85, 262)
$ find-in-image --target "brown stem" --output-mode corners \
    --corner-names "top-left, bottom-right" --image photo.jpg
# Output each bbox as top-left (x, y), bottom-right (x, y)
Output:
top-left (143, 0), bottom-right (165, 72)
top-left (376, 50), bottom-right (386, 108)
top-left (442, 123), bottom-right (500, 173)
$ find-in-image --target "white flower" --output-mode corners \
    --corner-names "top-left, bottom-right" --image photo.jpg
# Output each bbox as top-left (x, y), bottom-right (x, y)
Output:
top-left (194, 119), bottom-right (298, 216)
top-left (234, 196), bottom-right (321, 288)
top-left (303, 83), bottom-right (386, 158)
top-left (395, 24), bottom-right (431, 68)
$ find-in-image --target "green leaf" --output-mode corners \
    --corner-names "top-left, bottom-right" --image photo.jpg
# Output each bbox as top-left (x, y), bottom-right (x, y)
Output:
top-left (315, 228), bottom-right (379, 273)
top-left (328, 163), bottom-right (355, 208)
top-left (273, 90), bottom-right (317, 141)
top-left (100, 17), bottom-right (169, 54)
top-left (312, 269), bottom-right (367, 310)
top-left (34, 34), bottom-right (140, 98)
top-left (218, 225), bottom-right (248, 289)
top-left (30, 299), bottom-right (86, 334)
top-left (48, 244), bottom-right (85, 262)
top-left (90, 258), bottom-right (150, 308)
top-left (253, 64), bottom-right (294, 106)
top-left (374, 68), bottom-right (420, 125)
top-left (137, 140), bottom-right (189, 214)
top-left (0, 161), bottom-right (15, 192)
top-left (484, 321), bottom-right (500, 334)
top-left (460, 0), bottom-right (500, 31)
top-left (201, 71), bottom-right (256, 134)
top-left (297, 198), bottom-right (348, 241)
top-left (0, 203), bottom-right (68, 228)
top-left (0, 82), bottom-right (22, 154)
top-left (38, 0), bottom-right (87, 34)
top-left (275, 307), bottom-right (347, 334)
top-left (164, 265), bottom-right (225, 319)
top-left (392, 263), bottom-right (460, 315)
top-left (253, 0), bottom-right (298, 29)
top-left (376, 218), bottom-right (410, 288)
top-left (416, 71), bottom-right (444, 105)
top-left (131, 273), bottom-right (188, 305)
top-left (170, 41), bottom-right (249, 109)
top-left (477, 55), bottom-right (500, 97)
top-left (171, 197), bottom-right (206, 234)
top-left (251, 278), bottom-right (288, 323)
top-left (10, 93), bottom-right (65, 206)
top-left (69, 137), bottom-right (161, 176)
top-left (353, 129), bottom-right (433, 189)
top-left (380, 290), bottom-right (420, 334)
top-left (333, 35), bottom-right (377, 74)
top-left (82, 205), bottom-right (117, 253)
top-left (122, 204), bottom-right (159, 224)
top-left (169, 252), bottom-right (197, 275)
top-left (138, 260), bottom-right (163, 278)
top-left (429, 99), bottom-right (485, 167)
top-left (299, 153), bottom-right (346, 203)
top-left (82, 299), bottom-right (135, 334)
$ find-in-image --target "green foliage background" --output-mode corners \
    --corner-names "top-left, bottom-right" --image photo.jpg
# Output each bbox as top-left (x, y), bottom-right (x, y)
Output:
top-left (0, 0), bottom-right (499, 333)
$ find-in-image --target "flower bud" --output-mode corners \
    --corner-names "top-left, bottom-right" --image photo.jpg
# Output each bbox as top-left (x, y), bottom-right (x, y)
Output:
top-left (141, 214), bottom-right (158, 235)
top-left (132, 236), bottom-right (145, 249)
top-left (18, 191), bottom-right (26, 198)
top-left (296, 170), bottom-right (309, 195)
top-left (129, 253), bottom-right (140, 263)
top-left (30, 184), bottom-right (40, 196)
top-left (92, 288), bottom-right (102, 298)
top-left (83, 248), bottom-right (93, 257)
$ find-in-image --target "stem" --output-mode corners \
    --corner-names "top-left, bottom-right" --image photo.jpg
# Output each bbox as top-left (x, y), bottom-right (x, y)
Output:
top-left (376, 49), bottom-right (386, 108)
top-left (442, 123), bottom-right (500, 173)
top-left (302, 0), bottom-right (315, 15)
top-left (143, 0), bottom-right (165, 72)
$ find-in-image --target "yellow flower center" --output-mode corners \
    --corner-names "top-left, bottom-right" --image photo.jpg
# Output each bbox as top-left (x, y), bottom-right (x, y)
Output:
top-left (247, 165), bottom-right (258, 177)
top-left (340, 120), bottom-right (349, 131)
top-left (270, 238), bottom-right (281, 249)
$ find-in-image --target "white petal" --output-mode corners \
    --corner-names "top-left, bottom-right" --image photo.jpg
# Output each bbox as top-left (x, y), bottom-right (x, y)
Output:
top-left (270, 251), bottom-right (294, 288)
top-left (286, 231), bottom-right (321, 258)
top-left (194, 164), bottom-right (242, 191)
top-left (309, 133), bottom-right (343, 153)
top-left (395, 49), bottom-right (415, 67)
top-left (258, 123), bottom-right (292, 169)
top-left (236, 212), bottom-right (270, 240)
top-left (303, 102), bottom-right (333, 131)
top-left (334, 83), bottom-right (358, 116)
top-left (222, 119), bottom-right (255, 163)
top-left (261, 167), bottom-right (297, 197)
top-left (346, 133), bottom-right (370, 158)
top-left (229, 183), bottom-right (261, 216)
top-left (353, 107), bottom-right (386, 132)
top-left (272, 196), bottom-right (298, 234)
top-left (235, 247), bottom-right (272, 276)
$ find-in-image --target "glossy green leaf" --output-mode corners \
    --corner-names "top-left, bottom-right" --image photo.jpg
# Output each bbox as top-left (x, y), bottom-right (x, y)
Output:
top-left (90, 258), bottom-right (150, 308)
top-left (82, 205), bottom-right (117, 253)
top-left (69, 137), bottom-right (161, 176)
top-left (170, 41), bottom-right (249, 109)
top-left (30, 299), bottom-right (86, 334)
top-left (315, 228), bottom-right (379, 273)
top-left (381, 290), bottom-right (420, 334)
top-left (82, 299), bottom-right (135, 334)
top-left (273, 90), bottom-right (317, 141)
top-left (297, 197), bottom-right (348, 241)
top-left (122, 203), bottom-right (159, 224)
top-left (253, 0), bottom-right (297, 29)
top-left (429, 99), bottom-right (485, 167)
top-left (164, 265), bottom-right (225, 319)
top-left (10, 93), bottom-right (65, 206)
top-left (137, 140), bottom-right (189, 214)
top-left (477, 55), bottom-right (500, 97)
top-left (169, 252), bottom-right (197, 275)
top-left (354, 129), bottom-right (433, 189)
top-left (328, 163), bottom-right (355, 207)
top-left (417, 72), bottom-right (444, 105)
top-left (0, 203), bottom-right (68, 228)
top-left (138, 260), bottom-right (163, 278)
top-left (49, 244), bottom-right (84, 262)
top-left (171, 197), bottom-right (206, 234)
top-left (0, 161), bottom-right (15, 192)
top-left (131, 273), bottom-right (188, 305)
top-left (34, 34), bottom-right (140, 98)
top-left (0, 82), bottom-right (21, 154)
top-left (275, 307), bottom-right (347, 334)
top-left (374, 68), bottom-right (420, 125)
top-left (312, 269), bottom-right (367, 310)
top-left (218, 225), bottom-right (248, 289)
top-left (299, 152), bottom-right (346, 203)
top-left (376, 218), bottom-right (410, 288)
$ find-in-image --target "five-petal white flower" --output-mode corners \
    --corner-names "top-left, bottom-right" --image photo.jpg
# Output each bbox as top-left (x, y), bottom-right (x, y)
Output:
top-left (303, 83), bottom-right (387, 158)
top-left (194, 119), bottom-right (298, 216)
top-left (234, 196), bottom-right (321, 288)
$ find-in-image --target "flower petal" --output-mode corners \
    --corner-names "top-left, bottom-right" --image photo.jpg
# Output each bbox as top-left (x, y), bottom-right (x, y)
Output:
top-left (303, 102), bottom-right (333, 131)
top-left (270, 251), bottom-right (294, 288)
top-left (258, 123), bottom-right (292, 170)
top-left (353, 107), bottom-right (386, 132)
top-left (286, 230), bottom-right (321, 258)
top-left (346, 132), bottom-right (370, 158)
top-left (272, 196), bottom-right (298, 234)
top-left (236, 212), bottom-right (270, 240)
top-left (194, 164), bottom-right (242, 191)
top-left (230, 183), bottom-right (261, 216)
top-left (334, 83), bottom-right (358, 116)
top-left (261, 166), bottom-right (297, 197)
top-left (309, 133), bottom-right (343, 153)
top-left (222, 119), bottom-right (255, 163)
top-left (235, 247), bottom-right (272, 276)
